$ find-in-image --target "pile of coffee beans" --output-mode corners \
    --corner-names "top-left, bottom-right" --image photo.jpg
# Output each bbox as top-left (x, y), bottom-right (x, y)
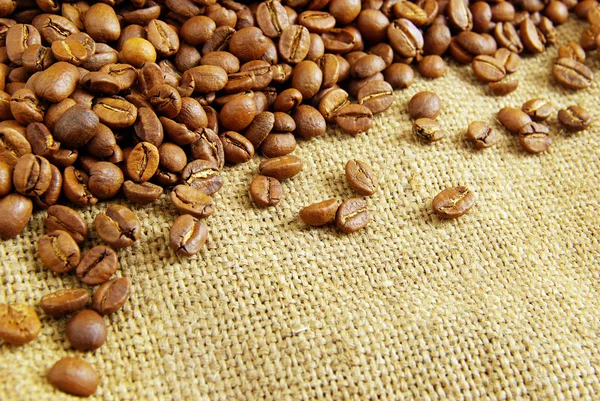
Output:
top-left (0, 0), bottom-right (597, 396)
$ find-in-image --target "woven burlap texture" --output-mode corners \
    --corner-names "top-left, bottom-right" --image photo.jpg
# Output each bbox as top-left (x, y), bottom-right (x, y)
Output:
top-left (1, 19), bottom-right (600, 400)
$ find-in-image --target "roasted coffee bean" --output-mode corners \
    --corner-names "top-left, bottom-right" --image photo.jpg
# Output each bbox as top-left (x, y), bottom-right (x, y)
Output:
top-left (84, 124), bottom-right (116, 159)
top-left (387, 18), bottom-right (423, 59)
top-left (48, 357), bottom-right (99, 397)
top-left (51, 38), bottom-right (88, 65)
top-left (53, 105), bottom-right (98, 149)
top-left (99, 64), bottom-right (137, 92)
top-left (88, 162), bottom-right (123, 200)
top-left (518, 121), bottom-right (552, 153)
top-left (318, 87), bottom-right (349, 122)
top-left (335, 104), bottom-right (373, 135)
top-left (161, 117), bottom-right (202, 146)
top-left (249, 175), bottom-right (282, 207)
top-left (10, 88), bottom-right (45, 125)
top-left (220, 94), bottom-right (257, 131)
top-left (76, 245), bottom-right (118, 286)
top-left (221, 131), bottom-right (254, 164)
top-left (558, 42), bottom-right (586, 62)
top-left (260, 132), bottom-right (296, 157)
top-left (357, 80), bottom-right (394, 114)
top-left (170, 184), bottom-right (215, 218)
top-left (85, 3), bottom-right (120, 43)
top-left (181, 15), bottom-right (216, 45)
top-left (123, 181), bottom-right (163, 205)
top-left (127, 142), bottom-right (160, 183)
top-left (147, 19), bottom-right (179, 57)
top-left (190, 128), bottom-right (225, 169)
top-left (299, 198), bottom-right (339, 226)
top-left (419, 55), bottom-right (446, 78)
top-left (229, 26), bottom-right (268, 62)
top-left (80, 72), bottom-right (120, 95)
top-left (13, 153), bottom-right (51, 196)
top-left (62, 166), bottom-right (98, 206)
top-left (66, 309), bottom-right (107, 351)
top-left (0, 120), bottom-right (31, 167)
top-left (244, 112), bottom-right (274, 149)
top-left (259, 155), bottom-right (303, 180)
top-left (38, 230), bottom-right (81, 273)
top-left (40, 288), bottom-right (89, 318)
top-left (522, 99), bottom-right (553, 121)
top-left (0, 304), bottom-right (41, 345)
top-left (520, 18), bottom-right (545, 53)
top-left (133, 108), bottom-right (163, 147)
top-left (345, 159), bottom-right (378, 196)
top-left (448, 0), bottom-right (473, 31)
top-left (432, 186), bottom-right (475, 218)
top-left (384, 63), bottom-right (414, 89)
top-left (201, 25), bottom-right (235, 55)
top-left (558, 105), bottom-right (591, 132)
top-left (26, 122), bottom-right (58, 158)
top-left (45, 205), bottom-right (87, 244)
top-left (293, 104), bottom-right (326, 138)
top-left (357, 10), bottom-right (391, 43)
top-left (21, 44), bottom-right (54, 72)
top-left (423, 23), bottom-right (451, 56)
top-left (466, 121), bottom-right (500, 149)
top-left (498, 107), bottom-right (532, 134)
top-left (413, 118), bottom-right (446, 142)
top-left (279, 25), bottom-right (310, 63)
top-left (169, 214), bottom-right (207, 257)
top-left (146, 84), bottom-right (181, 119)
top-left (180, 160), bottom-right (223, 194)
top-left (408, 91), bottom-right (441, 119)
top-left (176, 97), bottom-right (207, 131)
top-left (93, 97), bottom-right (138, 129)
top-left (273, 88), bottom-right (303, 112)
top-left (292, 60), bottom-right (322, 99)
top-left (336, 198), bottom-right (369, 233)
top-left (0, 161), bottom-right (11, 197)
top-left (158, 143), bottom-right (187, 174)
top-left (6, 24), bottom-right (41, 65)
top-left (552, 58), bottom-right (593, 90)
top-left (472, 55), bottom-right (506, 82)
top-left (471, 1), bottom-right (492, 32)
top-left (489, 80), bottom-right (518, 96)
top-left (80, 43), bottom-right (118, 71)
top-left (272, 112), bottom-right (295, 132)
top-left (121, 38), bottom-right (156, 68)
top-left (351, 54), bottom-right (387, 79)
top-left (494, 22), bottom-right (523, 53)
top-left (256, 0), bottom-right (290, 38)
top-left (34, 164), bottom-right (62, 209)
top-left (494, 48), bottom-right (521, 73)
top-left (92, 277), bottom-right (130, 315)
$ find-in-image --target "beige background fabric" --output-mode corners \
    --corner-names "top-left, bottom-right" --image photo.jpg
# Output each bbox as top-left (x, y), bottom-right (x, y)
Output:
top-left (2, 19), bottom-right (600, 400)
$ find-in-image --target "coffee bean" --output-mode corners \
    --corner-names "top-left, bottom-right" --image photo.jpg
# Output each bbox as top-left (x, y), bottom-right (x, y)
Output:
top-left (0, 161), bottom-right (11, 197)
top-left (419, 55), bottom-right (446, 78)
top-left (466, 121), bottom-right (500, 149)
top-left (413, 118), bottom-right (446, 142)
top-left (299, 198), bottom-right (339, 226)
top-left (345, 160), bottom-right (378, 196)
top-left (522, 99), bottom-right (553, 121)
top-left (10, 88), bottom-right (45, 125)
top-left (318, 87), bottom-right (349, 122)
top-left (256, 0), bottom-right (290, 38)
top-left (190, 128), bottom-right (225, 169)
top-left (92, 277), bottom-right (131, 315)
top-left (0, 304), bottom-right (41, 344)
top-left (387, 19), bottom-right (423, 59)
top-left (25, 122), bottom-right (58, 159)
top-left (48, 357), bottom-right (99, 397)
top-left (558, 105), bottom-right (591, 132)
top-left (249, 175), bottom-right (282, 207)
top-left (13, 153), bottom-right (51, 196)
top-left (76, 245), bottom-right (118, 286)
top-left (552, 58), bottom-right (593, 89)
top-left (489, 80), bottom-right (519, 96)
top-left (180, 160), bottom-right (223, 194)
top-left (33, 163), bottom-right (61, 209)
top-left (494, 48), bottom-right (521, 73)
top-left (260, 132), bottom-right (296, 157)
top-left (85, 3), bottom-right (120, 43)
top-left (38, 230), bottom-right (81, 273)
top-left (244, 112), bottom-right (275, 149)
top-left (45, 205), bottom-right (87, 244)
top-left (292, 60), bottom-right (322, 99)
top-left (127, 142), bottom-right (160, 183)
top-left (170, 184), bottom-right (215, 218)
top-left (220, 94), bottom-right (257, 131)
top-left (259, 155), bottom-right (303, 180)
top-left (293, 104), bottom-right (327, 138)
top-left (53, 105), bottom-right (98, 149)
top-left (66, 309), bottom-right (107, 351)
top-left (336, 198), bottom-right (369, 233)
top-left (93, 97), bottom-right (138, 128)
top-left (432, 186), bottom-right (475, 218)
top-left (273, 88), bottom-right (303, 112)
top-left (472, 55), bottom-right (506, 82)
top-left (518, 121), bottom-right (552, 153)
top-left (147, 84), bottom-right (182, 119)
top-left (497, 107), bottom-right (532, 134)
top-left (161, 117), bottom-right (201, 146)
top-left (147, 19), bottom-right (179, 57)
top-left (95, 205), bottom-right (140, 249)
top-left (169, 214), bottom-right (208, 257)
top-left (384, 63), bottom-right (414, 89)
top-left (6, 24), bottom-right (41, 65)
top-left (273, 112), bottom-right (296, 132)
top-left (448, 0), bottom-right (473, 31)
top-left (494, 22), bottom-right (523, 53)
top-left (357, 80), bottom-right (394, 114)
top-left (408, 91), bottom-right (441, 120)
top-left (62, 166), bottom-right (98, 207)
top-left (335, 104), bottom-right (373, 135)
top-left (520, 18), bottom-right (545, 53)
top-left (21, 44), bottom-right (54, 72)
top-left (51, 38), bottom-right (88, 65)
top-left (123, 181), bottom-right (163, 205)
top-left (88, 162), bottom-right (123, 200)
top-left (40, 288), bottom-right (89, 318)
top-left (0, 121), bottom-right (31, 168)
top-left (279, 25), bottom-right (310, 63)
top-left (558, 42), bottom-right (586, 62)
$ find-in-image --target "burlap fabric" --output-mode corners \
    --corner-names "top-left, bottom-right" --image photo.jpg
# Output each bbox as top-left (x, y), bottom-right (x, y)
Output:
top-left (2, 19), bottom-right (600, 400)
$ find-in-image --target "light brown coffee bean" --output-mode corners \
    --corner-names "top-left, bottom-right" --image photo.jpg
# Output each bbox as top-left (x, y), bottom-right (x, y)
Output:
top-left (278, 25), bottom-right (310, 63)
top-left (335, 104), bottom-right (374, 135)
top-left (299, 198), bottom-right (339, 226)
top-left (0, 161), bottom-right (12, 197)
top-left (219, 94), bottom-right (257, 131)
top-left (92, 277), bottom-right (130, 315)
top-left (126, 142), bottom-right (159, 183)
top-left (45, 205), bottom-right (87, 244)
top-left (259, 155), bottom-right (303, 180)
top-left (557, 105), bottom-right (591, 132)
top-left (497, 107), bottom-right (532, 134)
top-left (472, 55), bottom-right (506, 82)
top-left (48, 357), bottom-right (99, 397)
top-left (522, 99), bottom-right (553, 121)
top-left (432, 186), bottom-right (475, 218)
top-left (244, 112), bottom-right (274, 149)
top-left (387, 18), bottom-right (423, 59)
top-left (489, 80), bottom-right (518, 96)
top-left (494, 22), bottom-right (523, 53)
top-left (38, 230), bottom-right (81, 273)
top-left (13, 153), bottom-right (52, 196)
top-left (518, 122), bottom-right (552, 153)
top-left (122, 181), bottom-right (163, 205)
top-left (95, 205), bottom-right (140, 249)
top-left (336, 198), bottom-right (369, 234)
top-left (221, 131), bottom-right (255, 164)
top-left (466, 121), bottom-right (500, 149)
top-left (419, 55), bottom-right (446, 78)
top-left (84, 3), bottom-right (120, 43)
top-left (169, 214), bottom-right (208, 257)
top-left (413, 118), bottom-right (446, 142)
top-left (0, 192), bottom-right (32, 239)
top-left (520, 18), bottom-right (545, 53)
top-left (93, 97), bottom-right (138, 128)
top-left (88, 162), bottom-right (123, 200)
top-left (249, 175), bottom-right (282, 207)
top-left (260, 133), bottom-right (296, 158)
top-left (448, 0), bottom-right (473, 31)
top-left (170, 184), bottom-right (215, 218)
top-left (66, 309), bottom-right (106, 351)
top-left (180, 160), bottom-right (223, 194)
top-left (408, 91), bottom-right (441, 119)
top-left (494, 48), bottom-right (521, 73)
top-left (384, 63), bottom-right (414, 89)
top-left (357, 80), bottom-right (394, 114)
top-left (62, 166), bottom-right (98, 207)
top-left (552, 58), bottom-right (593, 90)
top-left (76, 245), bottom-right (118, 286)
top-left (40, 288), bottom-right (89, 318)
top-left (345, 159), bottom-right (378, 196)
top-left (558, 42), bottom-right (586, 62)
top-left (10, 88), bottom-right (45, 125)
top-left (0, 304), bottom-right (41, 345)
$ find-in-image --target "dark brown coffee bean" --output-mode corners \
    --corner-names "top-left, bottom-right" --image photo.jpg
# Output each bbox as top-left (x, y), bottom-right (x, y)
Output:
top-left (38, 230), bottom-right (81, 273)
top-left (80, 72), bottom-right (120, 96)
top-left (272, 112), bottom-right (295, 132)
top-left (123, 180), bottom-right (163, 205)
top-left (249, 175), bottom-right (282, 207)
top-left (334, 104), bottom-right (373, 135)
top-left (273, 88), bottom-right (303, 112)
top-left (40, 288), bottom-right (89, 318)
top-left (489, 80), bottom-right (518, 96)
top-left (13, 153), bottom-right (51, 196)
top-left (518, 122), bottom-right (552, 153)
top-left (552, 58), bottom-right (593, 90)
top-left (345, 159), bottom-right (378, 196)
top-left (34, 163), bottom-right (61, 209)
top-left (45, 205), bottom-right (87, 244)
top-left (48, 357), bottom-right (99, 397)
top-left (132, 108), bottom-right (163, 147)
top-left (76, 245), bottom-right (118, 286)
top-left (10, 88), bottom-right (45, 125)
top-left (181, 160), bottom-right (223, 194)
top-left (92, 277), bottom-right (130, 315)
top-left (93, 97), bottom-right (137, 129)
top-left (6, 24), bottom-right (41, 65)
top-left (497, 107), bottom-right (532, 134)
top-left (66, 309), bottom-right (107, 351)
top-left (494, 22), bottom-right (523, 53)
top-left (472, 55), bottom-right (506, 82)
top-left (522, 99), bottom-right (553, 121)
top-left (558, 105), bottom-right (591, 132)
top-left (0, 304), bottom-right (41, 345)
top-left (83, 124), bottom-right (116, 159)
top-left (336, 198), bottom-right (369, 233)
top-left (357, 10), bottom-right (391, 44)
top-left (26, 122), bottom-right (58, 158)
top-left (170, 184), bottom-right (215, 218)
top-left (466, 121), bottom-right (500, 149)
top-left (357, 80), bottom-right (394, 114)
top-left (351, 54), bottom-right (387, 79)
top-left (219, 94), bottom-right (257, 131)
top-left (220, 131), bottom-right (255, 164)
top-left (299, 198), bottom-right (339, 226)
top-left (127, 142), bottom-right (159, 183)
top-left (190, 128), bottom-right (225, 169)
top-left (408, 91), bottom-right (441, 119)
top-left (99, 64), bottom-right (137, 92)
top-left (384, 63), bottom-right (414, 89)
top-left (158, 143), bottom-right (187, 174)
top-left (244, 111), bottom-right (275, 149)
top-left (229, 26), bottom-right (268, 62)
top-left (201, 25), bottom-right (235, 55)
top-left (169, 214), bottom-right (207, 256)
top-left (432, 186), bottom-right (475, 218)
top-left (260, 132), bottom-right (296, 158)
top-left (147, 84), bottom-right (182, 119)
top-left (62, 166), bottom-right (98, 206)
top-left (259, 155), bottom-right (303, 180)
top-left (279, 25), bottom-right (310, 63)
top-left (256, 0), bottom-right (290, 38)
top-left (88, 162), bottom-right (123, 200)
top-left (413, 118), bottom-right (446, 142)
top-left (53, 105), bottom-right (98, 149)
top-left (520, 18), bottom-right (545, 53)
top-left (84, 3), bottom-right (120, 43)
top-left (292, 104), bottom-right (326, 138)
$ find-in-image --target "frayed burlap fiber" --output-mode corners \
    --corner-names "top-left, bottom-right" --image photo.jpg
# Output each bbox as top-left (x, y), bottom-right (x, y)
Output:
top-left (2, 19), bottom-right (600, 401)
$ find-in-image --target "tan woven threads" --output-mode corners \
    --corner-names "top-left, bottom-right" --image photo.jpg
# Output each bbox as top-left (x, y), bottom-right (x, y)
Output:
top-left (2, 19), bottom-right (600, 400)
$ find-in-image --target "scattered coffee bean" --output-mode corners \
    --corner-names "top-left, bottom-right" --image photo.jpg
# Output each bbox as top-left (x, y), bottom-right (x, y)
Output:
top-left (170, 184), bottom-right (215, 218)
top-left (335, 104), bottom-right (373, 135)
top-left (169, 214), bottom-right (208, 257)
top-left (180, 160), bottom-right (223, 195)
top-left (558, 105), bottom-right (591, 132)
top-left (249, 175), bottom-right (282, 207)
top-left (0, 304), bottom-right (41, 345)
top-left (336, 198), bottom-right (369, 234)
top-left (413, 118), bottom-right (446, 142)
top-left (299, 198), bottom-right (339, 226)
top-left (259, 155), bottom-right (303, 180)
top-left (345, 160), bottom-right (378, 196)
top-left (66, 309), bottom-right (107, 351)
top-left (432, 186), bottom-right (475, 218)
top-left (472, 55), bottom-right (506, 82)
top-left (518, 122), bottom-right (553, 153)
top-left (466, 121), bottom-right (500, 149)
top-left (44, 205), bottom-right (88, 245)
top-left (92, 277), bottom-right (131, 315)
top-left (122, 181), bottom-right (163, 205)
top-left (40, 288), bottom-right (90, 318)
top-left (489, 80), bottom-right (519, 96)
top-left (408, 91), bottom-right (441, 119)
top-left (419, 55), bottom-right (446, 78)
top-left (38, 230), bottom-right (81, 273)
top-left (522, 99), bottom-right (553, 121)
top-left (497, 107), bottom-right (532, 134)
top-left (95, 205), bottom-right (140, 249)
top-left (48, 357), bottom-right (99, 397)
top-left (552, 58), bottom-right (593, 89)
top-left (76, 245), bottom-right (118, 286)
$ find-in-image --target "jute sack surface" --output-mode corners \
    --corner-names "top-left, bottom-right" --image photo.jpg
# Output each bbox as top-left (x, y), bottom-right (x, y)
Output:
top-left (1, 19), bottom-right (600, 401)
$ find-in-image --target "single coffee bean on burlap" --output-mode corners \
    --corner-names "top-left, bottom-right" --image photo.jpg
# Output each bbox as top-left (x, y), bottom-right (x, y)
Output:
top-left (466, 121), bottom-right (500, 149)
top-left (13, 153), bottom-right (52, 196)
top-left (45, 205), bottom-right (88, 244)
top-left (489, 80), bottom-right (518, 96)
top-left (334, 104), bottom-right (373, 135)
top-left (522, 99), bottom-right (553, 121)
top-left (122, 181), bottom-right (163, 205)
top-left (66, 309), bottom-right (107, 351)
top-left (497, 107), bottom-right (532, 134)
top-left (413, 118), bottom-right (446, 142)
top-left (38, 230), bottom-right (81, 273)
top-left (552, 58), bottom-right (593, 89)
top-left (181, 160), bottom-right (223, 195)
top-left (170, 184), bottom-right (215, 218)
top-left (169, 214), bottom-right (208, 257)
top-left (336, 198), bottom-right (369, 234)
top-left (432, 186), bottom-right (475, 218)
top-left (345, 160), bottom-right (378, 196)
top-left (40, 288), bottom-right (90, 318)
top-left (95, 205), bottom-right (140, 249)
top-left (518, 122), bottom-right (553, 153)
top-left (76, 245), bottom-right (118, 286)
top-left (408, 91), bottom-right (441, 119)
top-left (92, 277), bottom-right (131, 315)
top-left (249, 175), bottom-right (282, 207)
top-left (259, 155), bottom-right (303, 180)
top-left (0, 304), bottom-right (41, 345)
top-left (48, 357), bottom-right (99, 397)
top-left (557, 105), bottom-right (591, 132)
top-left (299, 198), bottom-right (339, 226)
